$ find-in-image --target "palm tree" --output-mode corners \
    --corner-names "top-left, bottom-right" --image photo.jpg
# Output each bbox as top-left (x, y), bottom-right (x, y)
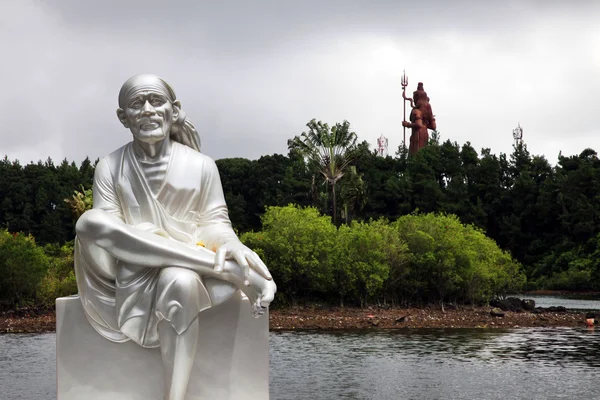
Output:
top-left (288, 119), bottom-right (358, 225)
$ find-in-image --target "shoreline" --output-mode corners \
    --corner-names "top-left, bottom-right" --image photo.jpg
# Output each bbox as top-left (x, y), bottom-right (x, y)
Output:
top-left (0, 305), bottom-right (596, 334)
top-left (269, 305), bottom-right (595, 331)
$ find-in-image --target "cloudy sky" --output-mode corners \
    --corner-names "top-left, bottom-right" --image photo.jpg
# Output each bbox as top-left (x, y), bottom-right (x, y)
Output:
top-left (1, 0), bottom-right (598, 165)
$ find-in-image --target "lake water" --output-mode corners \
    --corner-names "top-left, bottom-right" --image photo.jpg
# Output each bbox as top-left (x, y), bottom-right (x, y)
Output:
top-left (519, 294), bottom-right (600, 310)
top-left (1, 327), bottom-right (599, 399)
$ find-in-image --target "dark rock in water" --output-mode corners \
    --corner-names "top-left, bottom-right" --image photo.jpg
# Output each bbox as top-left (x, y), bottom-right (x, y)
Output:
top-left (532, 308), bottom-right (544, 314)
top-left (490, 308), bottom-right (505, 317)
top-left (547, 306), bottom-right (567, 312)
top-left (490, 297), bottom-right (524, 312)
top-left (522, 299), bottom-right (536, 311)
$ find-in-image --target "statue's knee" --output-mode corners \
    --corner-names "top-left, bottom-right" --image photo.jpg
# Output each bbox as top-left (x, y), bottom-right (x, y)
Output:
top-left (159, 267), bottom-right (201, 296)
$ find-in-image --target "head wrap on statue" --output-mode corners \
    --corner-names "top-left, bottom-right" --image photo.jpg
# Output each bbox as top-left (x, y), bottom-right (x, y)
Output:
top-left (412, 82), bottom-right (429, 103)
top-left (118, 74), bottom-right (201, 152)
top-left (411, 82), bottom-right (435, 128)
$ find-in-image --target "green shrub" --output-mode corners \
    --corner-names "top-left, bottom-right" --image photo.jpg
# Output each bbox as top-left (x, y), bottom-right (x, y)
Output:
top-left (241, 206), bottom-right (521, 307)
top-left (241, 205), bottom-right (336, 305)
top-left (393, 213), bottom-right (524, 306)
top-left (37, 242), bottom-right (77, 307)
top-left (0, 230), bottom-right (49, 307)
top-left (334, 219), bottom-right (407, 306)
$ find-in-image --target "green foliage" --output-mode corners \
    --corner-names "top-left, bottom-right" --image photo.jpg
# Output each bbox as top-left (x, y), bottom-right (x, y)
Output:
top-left (5, 129), bottom-right (600, 306)
top-left (340, 165), bottom-right (366, 225)
top-left (0, 156), bottom-right (95, 245)
top-left (37, 242), bottom-right (77, 308)
top-left (0, 230), bottom-right (49, 307)
top-left (241, 205), bottom-right (519, 307)
top-left (392, 213), bottom-right (524, 305)
top-left (0, 230), bottom-right (77, 309)
top-left (217, 154), bottom-right (312, 232)
top-left (64, 185), bottom-right (93, 221)
top-left (288, 119), bottom-right (359, 225)
top-left (334, 220), bottom-right (403, 306)
top-left (241, 205), bottom-right (337, 305)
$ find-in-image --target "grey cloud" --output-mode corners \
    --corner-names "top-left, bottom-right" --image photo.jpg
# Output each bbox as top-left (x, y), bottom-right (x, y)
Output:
top-left (0, 0), bottom-right (599, 165)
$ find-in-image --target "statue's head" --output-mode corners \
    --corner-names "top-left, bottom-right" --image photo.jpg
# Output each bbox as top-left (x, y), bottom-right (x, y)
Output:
top-left (412, 82), bottom-right (435, 127)
top-left (116, 74), bottom-right (201, 152)
top-left (412, 82), bottom-right (429, 108)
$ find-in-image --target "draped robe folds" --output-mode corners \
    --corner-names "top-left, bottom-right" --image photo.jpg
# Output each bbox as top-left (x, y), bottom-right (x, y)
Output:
top-left (74, 141), bottom-right (238, 348)
top-left (408, 108), bottom-right (429, 155)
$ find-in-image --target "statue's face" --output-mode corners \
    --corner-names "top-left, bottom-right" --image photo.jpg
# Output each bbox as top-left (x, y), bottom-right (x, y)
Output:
top-left (118, 88), bottom-right (178, 144)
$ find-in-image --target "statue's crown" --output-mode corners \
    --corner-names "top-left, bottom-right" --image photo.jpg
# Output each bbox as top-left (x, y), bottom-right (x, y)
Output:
top-left (413, 82), bottom-right (428, 102)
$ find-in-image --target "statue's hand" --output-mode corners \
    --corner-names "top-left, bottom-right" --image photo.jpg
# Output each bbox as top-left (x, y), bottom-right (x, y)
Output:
top-left (402, 121), bottom-right (411, 128)
top-left (214, 240), bottom-right (273, 286)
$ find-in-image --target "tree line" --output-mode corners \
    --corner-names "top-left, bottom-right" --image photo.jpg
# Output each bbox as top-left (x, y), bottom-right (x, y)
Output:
top-left (1, 122), bottom-right (599, 308)
top-left (0, 156), bottom-right (95, 245)
top-left (219, 132), bottom-right (600, 292)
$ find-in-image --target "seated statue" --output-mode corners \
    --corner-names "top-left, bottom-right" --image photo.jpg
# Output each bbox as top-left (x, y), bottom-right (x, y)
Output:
top-left (74, 74), bottom-right (277, 400)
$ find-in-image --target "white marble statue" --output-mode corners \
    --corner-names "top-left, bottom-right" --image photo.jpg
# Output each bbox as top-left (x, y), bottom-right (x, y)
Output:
top-left (74, 74), bottom-right (276, 400)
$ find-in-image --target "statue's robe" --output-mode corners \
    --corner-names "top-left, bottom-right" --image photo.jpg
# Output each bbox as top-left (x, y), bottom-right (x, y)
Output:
top-left (74, 141), bottom-right (238, 348)
top-left (408, 108), bottom-right (429, 155)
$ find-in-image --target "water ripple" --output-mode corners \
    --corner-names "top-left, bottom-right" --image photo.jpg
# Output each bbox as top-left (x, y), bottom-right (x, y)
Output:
top-left (270, 328), bottom-right (600, 400)
top-left (1, 328), bottom-right (599, 399)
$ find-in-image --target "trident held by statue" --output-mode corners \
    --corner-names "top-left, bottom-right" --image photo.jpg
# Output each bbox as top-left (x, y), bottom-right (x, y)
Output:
top-left (401, 70), bottom-right (411, 150)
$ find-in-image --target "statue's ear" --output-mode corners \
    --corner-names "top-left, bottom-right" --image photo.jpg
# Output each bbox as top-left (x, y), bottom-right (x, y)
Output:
top-left (172, 100), bottom-right (181, 122)
top-left (116, 108), bottom-right (128, 128)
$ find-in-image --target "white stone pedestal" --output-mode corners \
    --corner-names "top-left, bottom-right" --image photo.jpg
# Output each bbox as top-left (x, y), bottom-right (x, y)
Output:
top-left (56, 293), bottom-right (269, 400)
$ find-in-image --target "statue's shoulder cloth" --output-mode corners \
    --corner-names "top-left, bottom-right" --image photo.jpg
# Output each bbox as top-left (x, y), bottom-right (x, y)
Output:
top-left (172, 141), bottom-right (218, 174)
top-left (100, 143), bottom-right (130, 184)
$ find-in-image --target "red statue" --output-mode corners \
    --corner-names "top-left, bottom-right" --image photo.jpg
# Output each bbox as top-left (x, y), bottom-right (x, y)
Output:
top-left (402, 80), bottom-right (436, 155)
